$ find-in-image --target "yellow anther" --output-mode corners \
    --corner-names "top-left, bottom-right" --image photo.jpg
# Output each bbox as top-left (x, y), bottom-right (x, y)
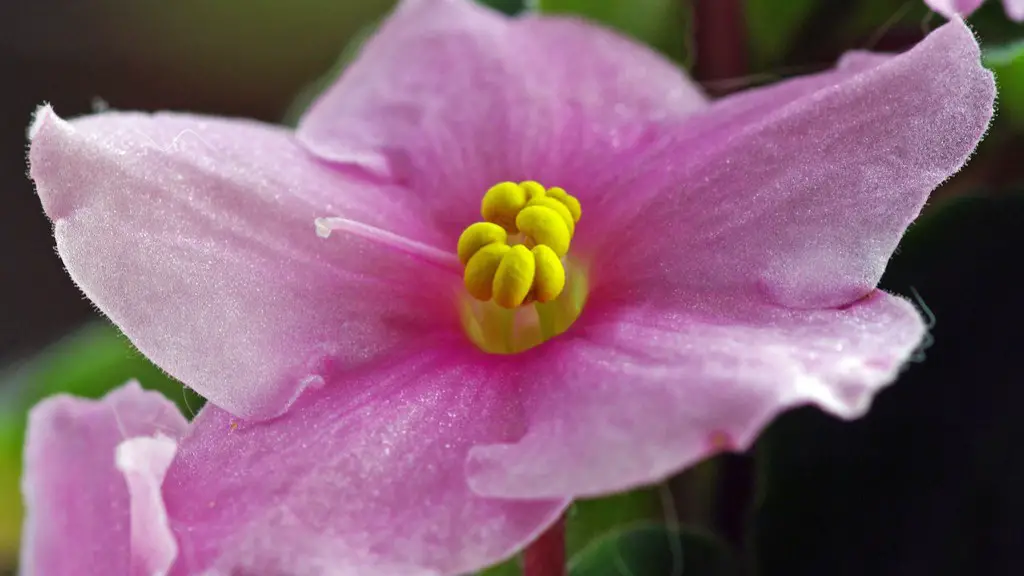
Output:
top-left (481, 182), bottom-right (527, 233)
top-left (530, 245), bottom-right (565, 303)
top-left (465, 243), bottom-right (512, 301)
top-left (459, 181), bottom-right (580, 308)
top-left (526, 196), bottom-right (575, 237)
top-left (518, 181), bottom-right (548, 201)
top-left (516, 205), bottom-right (570, 258)
top-left (457, 222), bottom-right (507, 266)
top-left (546, 187), bottom-right (581, 222)
top-left (493, 245), bottom-right (536, 309)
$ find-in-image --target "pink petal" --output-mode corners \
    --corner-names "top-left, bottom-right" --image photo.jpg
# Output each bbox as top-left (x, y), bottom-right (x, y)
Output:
top-left (467, 291), bottom-right (925, 498)
top-left (20, 382), bottom-right (187, 575)
top-left (161, 345), bottom-right (567, 576)
top-left (29, 107), bottom-right (462, 419)
top-left (116, 436), bottom-right (180, 576)
top-left (582, 19), bottom-right (994, 310)
top-left (1004, 0), bottom-right (1024, 20)
top-left (924, 0), bottom-right (985, 17)
top-left (297, 0), bottom-right (706, 240)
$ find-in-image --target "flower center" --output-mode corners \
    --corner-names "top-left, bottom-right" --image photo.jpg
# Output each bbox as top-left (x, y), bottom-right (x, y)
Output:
top-left (312, 181), bottom-right (587, 356)
top-left (457, 181), bottom-right (586, 354)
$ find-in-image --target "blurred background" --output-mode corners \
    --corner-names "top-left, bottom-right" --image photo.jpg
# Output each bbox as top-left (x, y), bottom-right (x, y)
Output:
top-left (1, 1), bottom-right (1022, 575)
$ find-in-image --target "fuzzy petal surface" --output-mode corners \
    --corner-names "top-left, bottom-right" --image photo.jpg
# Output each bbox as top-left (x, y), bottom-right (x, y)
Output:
top-left (925, 0), bottom-right (985, 17)
top-left (29, 107), bottom-right (461, 419)
top-left (297, 0), bottom-right (706, 239)
top-left (582, 19), bottom-right (994, 310)
top-left (161, 344), bottom-right (567, 576)
top-left (20, 382), bottom-right (187, 575)
top-left (468, 291), bottom-right (925, 498)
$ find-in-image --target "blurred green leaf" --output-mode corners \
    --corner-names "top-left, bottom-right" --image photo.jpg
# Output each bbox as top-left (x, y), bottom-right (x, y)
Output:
top-left (746, 0), bottom-right (816, 68)
top-left (478, 556), bottom-right (522, 576)
top-left (570, 523), bottom-right (737, 576)
top-left (476, 487), bottom-right (664, 575)
top-left (566, 487), bottom-right (664, 555)
top-left (535, 0), bottom-right (689, 62)
top-left (0, 322), bottom-right (198, 421)
top-left (985, 41), bottom-right (1024, 128)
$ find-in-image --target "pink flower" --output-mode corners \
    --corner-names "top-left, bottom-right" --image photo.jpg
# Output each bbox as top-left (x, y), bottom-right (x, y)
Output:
top-left (23, 0), bottom-right (993, 573)
top-left (926, 0), bottom-right (1024, 21)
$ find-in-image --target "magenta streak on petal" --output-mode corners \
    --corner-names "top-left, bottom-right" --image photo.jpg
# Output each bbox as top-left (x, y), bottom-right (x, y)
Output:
top-left (315, 217), bottom-right (462, 274)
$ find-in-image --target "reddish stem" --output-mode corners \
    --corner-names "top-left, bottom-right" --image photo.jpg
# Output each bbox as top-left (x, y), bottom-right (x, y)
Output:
top-left (523, 515), bottom-right (566, 576)
top-left (691, 0), bottom-right (748, 96)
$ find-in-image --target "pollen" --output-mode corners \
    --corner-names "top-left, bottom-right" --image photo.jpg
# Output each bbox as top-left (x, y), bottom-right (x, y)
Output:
top-left (457, 181), bottom-right (581, 309)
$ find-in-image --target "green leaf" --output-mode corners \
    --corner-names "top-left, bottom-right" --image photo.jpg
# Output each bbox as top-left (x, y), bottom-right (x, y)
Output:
top-left (984, 41), bottom-right (1024, 128)
top-left (569, 523), bottom-right (737, 576)
top-left (535, 0), bottom-right (689, 63)
top-left (566, 487), bottom-right (665, 555)
top-left (0, 322), bottom-right (198, 421)
top-left (474, 487), bottom-right (664, 575)
top-left (745, 0), bottom-right (816, 69)
top-left (478, 556), bottom-right (522, 576)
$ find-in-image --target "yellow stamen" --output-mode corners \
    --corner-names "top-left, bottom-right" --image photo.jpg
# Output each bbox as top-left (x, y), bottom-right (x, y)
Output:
top-left (481, 182), bottom-right (527, 233)
top-left (525, 195), bottom-right (575, 237)
top-left (464, 243), bottom-right (511, 301)
top-left (530, 245), bottom-right (565, 303)
top-left (457, 222), bottom-right (507, 266)
top-left (493, 245), bottom-right (536, 309)
top-left (518, 180), bottom-right (548, 202)
top-left (546, 187), bottom-right (581, 222)
top-left (516, 205), bottom-right (570, 257)
top-left (458, 181), bottom-right (582, 309)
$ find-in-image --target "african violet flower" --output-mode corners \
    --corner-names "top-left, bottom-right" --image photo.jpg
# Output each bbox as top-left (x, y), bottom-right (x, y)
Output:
top-left (23, 0), bottom-right (993, 573)
top-left (927, 0), bottom-right (1024, 20)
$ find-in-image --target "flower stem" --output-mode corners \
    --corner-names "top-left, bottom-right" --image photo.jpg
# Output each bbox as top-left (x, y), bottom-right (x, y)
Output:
top-left (523, 515), bottom-right (566, 576)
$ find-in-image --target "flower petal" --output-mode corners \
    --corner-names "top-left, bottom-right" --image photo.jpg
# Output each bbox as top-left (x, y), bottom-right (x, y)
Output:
top-left (924, 0), bottom-right (985, 18)
top-left (584, 19), bottom-right (994, 310)
top-left (20, 382), bottom-right (187, 575)
top-left (29, 107), bottom-right (461, 419)
top-left (467, 291), bottom-right (925, 498)
top-left (297, 0), bottom-right (706, 238)
top-left (161, 345), bottom-right (567, 576)
top-left (116, 436), bottom-right (181, 576)
top-left (1004, 0), bottom-right (1024, 20)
